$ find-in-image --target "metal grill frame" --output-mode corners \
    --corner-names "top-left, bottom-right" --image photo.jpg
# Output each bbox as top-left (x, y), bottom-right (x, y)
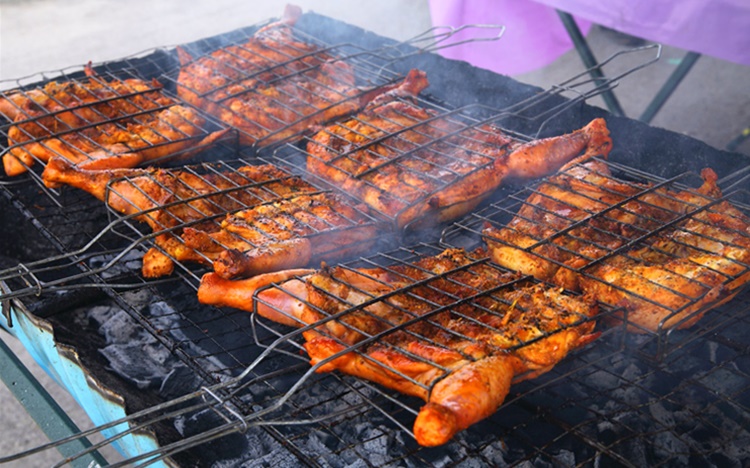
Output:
top-left (0, 67), bottom-right (234, 197)
top-left (96, 157), bottom-right (389, 287)
top-left (443, 157), bottom-right (750, 361)
top-left (4, 8), bottom-right (749, 467)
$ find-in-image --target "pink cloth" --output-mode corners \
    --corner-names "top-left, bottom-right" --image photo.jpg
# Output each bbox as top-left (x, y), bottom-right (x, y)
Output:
top-left (428, 0), bottom-right (592, 75)
top-left (533, 0), bottom-right (750, 67)
top-left (430, 0), bottom-right (750, 74)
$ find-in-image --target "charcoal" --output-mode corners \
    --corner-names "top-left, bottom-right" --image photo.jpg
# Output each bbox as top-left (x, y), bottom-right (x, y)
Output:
top-left (3, 8), bottom-right (750, 467)
top-left (160, 365), bottom-right (202, 400)
top-left (172, 407), bottom-right (249, 462)
top-left (88, 249), bottom-right (145, 280)
top-left (99, 309), bottom-right (156, 344)
top-left (480, 443), bottom-right (508, 466)
top-left (100, 342), bottom-right (175, 389)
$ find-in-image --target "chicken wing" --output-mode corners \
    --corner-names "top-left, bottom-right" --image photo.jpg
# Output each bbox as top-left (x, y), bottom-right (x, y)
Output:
top-left (198, 247), bottom-right (599, 446)
top-left (1, 65), bottom-right (227, 176)
top-left (307, 91), bottom-right (613, 228)
top-left (483, 159), bottom-right (750, 332)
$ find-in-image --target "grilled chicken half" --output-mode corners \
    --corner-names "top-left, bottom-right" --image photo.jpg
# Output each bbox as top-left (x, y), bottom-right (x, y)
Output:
top-left (180, 191), bottom-right (383, 279)
top-left (198, 247), bottom-right (599, 446)
top-left (483, 158), bottom-right (750, 332)
top-left (1, 65), bottom-right (227, 176)
top-left (306, 89), bottom-right (613, 229)
top-left (43, 157), bottom-right (379, 278)
top-left (176, 5), bottom-right (426, 147)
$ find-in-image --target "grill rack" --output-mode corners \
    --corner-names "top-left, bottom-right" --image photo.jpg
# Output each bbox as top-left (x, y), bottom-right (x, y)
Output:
top-left (274, 44), bottom-right (662, 231)
top-left (5, 265), bottom-right (750, 466)
top-left (442, 158), bottom-right (750, 361)
top-left (2, 154), bottom-right (747, 464)
top-left (1, 242), bottom-right (620, 467)
top-left (2, 10), bottom-right (736, 464)
top-left (0, 66), bottom-right (237, 202)
top-left (0, 156), bottom-right (393, 307)
top-left (0, 17), bottom-right (509, 200)
top-left (0, 40), bottom-right (663, 304)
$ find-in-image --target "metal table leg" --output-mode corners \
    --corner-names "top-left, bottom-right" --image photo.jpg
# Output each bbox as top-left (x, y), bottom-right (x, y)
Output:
top-left (556, 10), bottom-right (625, 117)
top-left (0, 334), bottom-right (108, 467)
top-left (639, 51), bottom-right (701, 123)
top-left (556, 10), bottom-right (704, 126)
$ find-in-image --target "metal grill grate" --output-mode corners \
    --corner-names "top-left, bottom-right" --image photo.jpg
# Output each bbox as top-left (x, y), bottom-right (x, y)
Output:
top-left (0, 12), bottom-right (505, 202)
top-left (0, 66), bottom-right (234, 199)
top-left (281, 45), bottom-right (662, 231)
top-left (443, 158), bottom-right (750, 360)
top-left (12, 269), bottom-right (750, 466)
top-left (5, 8), bottom-right (749, 467)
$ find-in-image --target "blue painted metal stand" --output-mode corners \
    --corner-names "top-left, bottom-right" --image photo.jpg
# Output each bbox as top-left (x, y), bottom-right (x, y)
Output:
top-left (0, 333), bottom-right (107, 467)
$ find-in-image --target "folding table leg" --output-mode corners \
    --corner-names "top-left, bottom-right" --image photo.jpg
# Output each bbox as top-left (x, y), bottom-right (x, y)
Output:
top-left (639, 51), bottom-right (701, 123)
top-left (556, 10), bottom-right (706, 127)
top-left (556, 10), bottom-right (626, 117)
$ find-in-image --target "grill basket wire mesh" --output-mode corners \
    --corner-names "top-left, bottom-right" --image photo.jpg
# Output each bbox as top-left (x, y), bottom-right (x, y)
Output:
top-left (94, 156), bottom-right (391, 289)
top-left (6, 248), bottom-right (750, 467)
top-left (0, 16), bottom-right (510, 200)
top-left (0, 16), bottom-right (517, 297)
top-left (277, 44), bottom-right (661, 231)
top-left (0, 39), bottom-right (663, 304)
top-left (0, 64), bottom-right (239, 200)
top-left (2, 12), bottom-right (733, 466)
top-left (442, 157), bottom-right (750, 362)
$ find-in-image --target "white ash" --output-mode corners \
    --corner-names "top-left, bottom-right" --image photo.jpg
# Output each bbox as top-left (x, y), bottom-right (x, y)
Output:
top-left (96, 309), bottom-right (186, 389)
top-left (87, 249), bottom-right (145, 279)
top-left (480, 443), bottom-right (508, 466)
top-left (87, 295), bottom-right (206, 395)
top-left (146, 300), bottom-right (236, 383)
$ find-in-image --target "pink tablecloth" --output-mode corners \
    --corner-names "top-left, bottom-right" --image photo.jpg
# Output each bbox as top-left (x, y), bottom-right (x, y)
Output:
top-left (429, 0), bottom-right (750, 76)
top-left (534, 0), bottom-right (750, 67)
top-left (428, 0), bottom-right (591, 76)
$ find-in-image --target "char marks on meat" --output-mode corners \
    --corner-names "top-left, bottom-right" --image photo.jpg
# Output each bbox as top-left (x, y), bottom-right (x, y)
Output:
top-left (307, 91), bottom-right (613, 228)
top-left (197, 247), bottom-right (599, 446)
top-left (1, 65), bottom-right (227, 176)
top-left (483, 158), bottom-right (750, 332)
top-left (176, 5), bottom-right (423, 147)
top-left (42, 158), bottom-right (317, 277)
top-left (183, 191), bottom-right (383, 279)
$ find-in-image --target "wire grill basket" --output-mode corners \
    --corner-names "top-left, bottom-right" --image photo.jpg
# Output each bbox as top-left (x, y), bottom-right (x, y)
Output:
top-left (442, 158), bottom-right (750, 360)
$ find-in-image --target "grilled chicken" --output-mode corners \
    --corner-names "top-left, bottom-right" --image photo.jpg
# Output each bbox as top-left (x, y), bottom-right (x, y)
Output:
top-left (181, 192), bottom-right (384, 279)
top-left (483, 159), bottom-right (750, 332)
top-left (175, 4), bottom-right (312, 111)
top-left (176, 5), bottom-right (425, 147)
top-left (1, 65), bottom-right (227, 176)
top-left (307, 91), bottom-right (613, 228)
top-left (198, 247), bottom-right (599, 446)
top-left (41, 157), bottom-right (326, 277)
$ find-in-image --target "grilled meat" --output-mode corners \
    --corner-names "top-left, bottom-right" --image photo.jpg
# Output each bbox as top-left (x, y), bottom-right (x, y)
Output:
top-left (1, 65), bottom-right (227, 176)
top-left (177, 5), bottom-right (425, 147)
top-left (181, 191), bottom-right (384, 279)
top-left (307, 90), bottom-right (613, 228)
top-left (483, 159), bottom-right (750, 332)
top-left (198, 247), bottom-right (598, 446)
top-left (41, 157), bottom-right (324, 277)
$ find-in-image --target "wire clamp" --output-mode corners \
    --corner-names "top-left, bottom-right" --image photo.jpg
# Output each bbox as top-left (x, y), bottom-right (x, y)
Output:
top-left (16, 263), bottom-right (44, 297)
top-left (200, 386), bottom-right (249, 434)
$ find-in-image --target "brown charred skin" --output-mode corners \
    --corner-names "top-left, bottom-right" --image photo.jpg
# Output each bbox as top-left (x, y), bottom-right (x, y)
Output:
top-left (213, 238), bottom-right (313, 279)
